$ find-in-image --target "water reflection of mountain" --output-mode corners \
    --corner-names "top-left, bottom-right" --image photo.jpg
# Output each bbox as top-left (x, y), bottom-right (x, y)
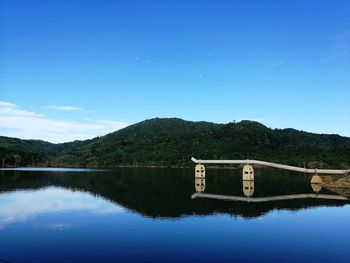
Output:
top-left (0, 168), bottom-right (348, 219)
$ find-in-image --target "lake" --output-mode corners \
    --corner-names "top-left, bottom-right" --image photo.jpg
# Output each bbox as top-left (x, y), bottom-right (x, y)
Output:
top-left (0, 167), bottom-right (349, 262)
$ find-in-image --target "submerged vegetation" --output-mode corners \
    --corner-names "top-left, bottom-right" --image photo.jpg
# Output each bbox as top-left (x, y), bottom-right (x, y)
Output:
top-left (1, 118), bottom-right (350, 168)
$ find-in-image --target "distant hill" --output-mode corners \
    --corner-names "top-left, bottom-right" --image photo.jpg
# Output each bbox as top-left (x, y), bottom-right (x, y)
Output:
top-left (1, 118), bottom-right (350, 168)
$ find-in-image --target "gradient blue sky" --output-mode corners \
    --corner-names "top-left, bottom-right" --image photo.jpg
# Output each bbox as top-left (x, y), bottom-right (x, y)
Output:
top-left (1, 0), bottom-right (350, 142)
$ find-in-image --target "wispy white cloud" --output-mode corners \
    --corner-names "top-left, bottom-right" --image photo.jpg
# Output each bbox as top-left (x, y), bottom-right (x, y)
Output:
top-left (265, 61), bottom-right (284, 70)
top-left (46, 105), bottom-right (84, 111)
top-left (0, 101), bottom-right (128, 143)
top-left (0, 101), bottom-right (17, 108)
top-left (321, 31), bottom-right (350, 63)
top-left (133, 56), bottom-right (150, 64)
top-left (0, 101), bottom-right (44, 118)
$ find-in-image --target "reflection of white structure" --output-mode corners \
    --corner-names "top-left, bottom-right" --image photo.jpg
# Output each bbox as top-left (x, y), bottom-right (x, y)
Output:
top-left (191, 174), bottom-right (347, 202)
top-left (243, 180), bottom-right (254, 197)
top-left (195, 178), bottom-right (205, 193)
top-left (311, 183), bottom-right (322, 193)
top-left (191, 192), bottom-right (348, 202)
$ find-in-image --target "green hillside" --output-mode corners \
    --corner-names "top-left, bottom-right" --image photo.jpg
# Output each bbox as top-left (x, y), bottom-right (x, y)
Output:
top-left (1, 118), bottom-right (350, 168)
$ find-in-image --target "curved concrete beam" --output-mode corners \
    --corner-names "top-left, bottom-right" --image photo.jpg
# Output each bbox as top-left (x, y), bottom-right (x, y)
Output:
top-left (191, 157), bottom-right (350, 175)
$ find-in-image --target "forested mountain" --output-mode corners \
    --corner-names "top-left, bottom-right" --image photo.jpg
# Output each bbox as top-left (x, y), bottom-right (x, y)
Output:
top-left (1, 118), bottom-right (350, 168)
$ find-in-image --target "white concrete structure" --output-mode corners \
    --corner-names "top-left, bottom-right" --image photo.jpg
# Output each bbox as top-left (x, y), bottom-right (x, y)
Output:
top-left (195, 164), bottom-right (205, 178)
top-left (191, 157), bottom-right (350, 175)
top-left (243, 164), bottom-right (254, 180)
top-left (311, 175), bottom-right (323, 184)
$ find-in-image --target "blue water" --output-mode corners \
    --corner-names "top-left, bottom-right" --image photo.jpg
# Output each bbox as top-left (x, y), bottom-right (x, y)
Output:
top-left (0, 168), bottom-right (349, 262)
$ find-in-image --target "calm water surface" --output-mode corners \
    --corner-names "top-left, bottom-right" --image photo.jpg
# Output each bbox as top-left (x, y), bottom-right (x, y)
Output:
top-left (0, 168), bottom-right (349, 262)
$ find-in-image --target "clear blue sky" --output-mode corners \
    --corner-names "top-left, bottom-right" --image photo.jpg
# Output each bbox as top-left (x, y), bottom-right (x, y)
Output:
top-left (1, 0), bottom-right (350, 142)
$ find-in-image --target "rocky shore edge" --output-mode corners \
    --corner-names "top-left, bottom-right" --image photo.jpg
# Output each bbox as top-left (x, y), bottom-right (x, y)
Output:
top-left (323, 175), bottom-right (350, 199)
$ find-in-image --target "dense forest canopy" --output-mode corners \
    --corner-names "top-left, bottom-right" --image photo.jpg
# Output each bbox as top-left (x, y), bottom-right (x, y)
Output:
top-left (1, 118), bottom-right (350, 168)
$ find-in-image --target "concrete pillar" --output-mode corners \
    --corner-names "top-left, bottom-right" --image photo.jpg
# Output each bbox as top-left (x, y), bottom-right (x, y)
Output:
top-left (195, 164), bottom-right (206, 192)
top-left (311, 175), bottom-right (323, 184)
top-left (243, 164), bottom-right (254, 180)
top-left (195, 164), bottom-right (206, 178)
top-left (243, 180), bottom-right (254, 197)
